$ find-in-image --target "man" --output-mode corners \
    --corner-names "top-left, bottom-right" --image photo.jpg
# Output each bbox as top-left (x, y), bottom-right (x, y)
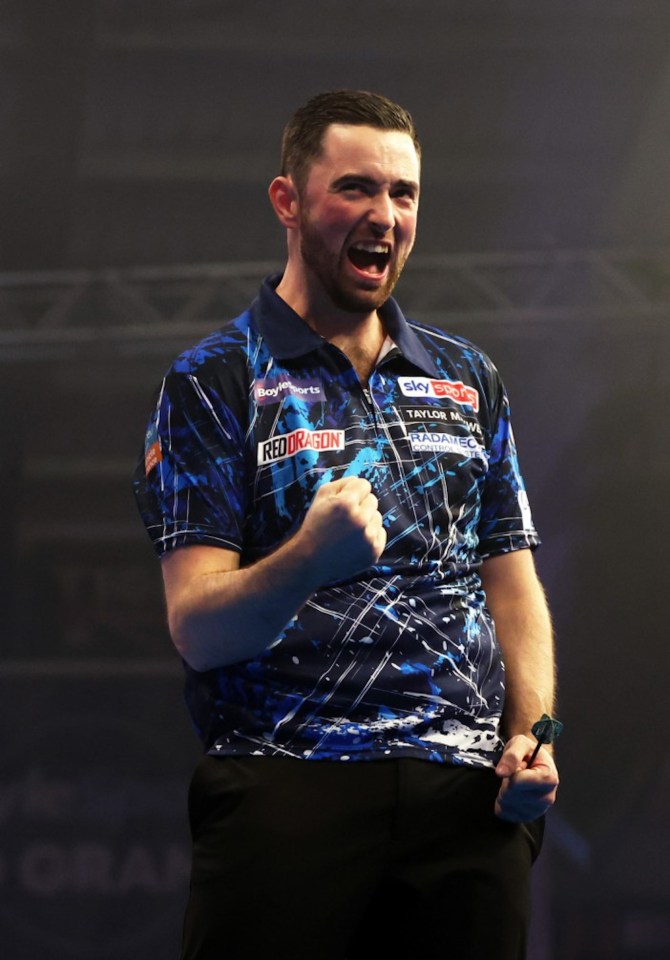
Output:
top-left (134, 90), bottom-right (558, 960)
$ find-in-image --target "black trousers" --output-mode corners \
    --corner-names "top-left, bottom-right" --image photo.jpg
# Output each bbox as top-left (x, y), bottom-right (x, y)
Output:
top-left (180, 755), bottom-right (544, 960)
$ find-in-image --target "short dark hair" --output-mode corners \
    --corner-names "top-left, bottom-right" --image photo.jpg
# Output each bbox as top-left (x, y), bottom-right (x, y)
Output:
top-left (280, 89), bottom-right (420, 193)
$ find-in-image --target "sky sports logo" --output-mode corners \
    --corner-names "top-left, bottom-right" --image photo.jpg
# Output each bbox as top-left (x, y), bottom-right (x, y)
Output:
top-left (258, 428), bottom-right (345, 465)
top-left (398, 377), bottom-right (479, 411)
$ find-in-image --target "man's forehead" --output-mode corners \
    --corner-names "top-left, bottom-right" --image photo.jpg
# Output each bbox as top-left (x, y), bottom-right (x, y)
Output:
top-left (321, 123), bottom-right (418, 162)
top-left (317, 123), bottom-right (420, 175)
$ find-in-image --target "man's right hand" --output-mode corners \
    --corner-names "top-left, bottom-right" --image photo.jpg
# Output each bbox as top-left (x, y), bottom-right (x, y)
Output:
top-left (296, 477), bottom-right (387, 584)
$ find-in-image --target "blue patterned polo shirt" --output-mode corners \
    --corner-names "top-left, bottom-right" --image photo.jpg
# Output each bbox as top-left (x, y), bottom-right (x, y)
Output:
top-left (133, 275), bottom-right (539, 767)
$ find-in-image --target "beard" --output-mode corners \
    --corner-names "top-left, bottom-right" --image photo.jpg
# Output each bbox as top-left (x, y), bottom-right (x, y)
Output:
top-left (298, 216), bottom-right (408, 314)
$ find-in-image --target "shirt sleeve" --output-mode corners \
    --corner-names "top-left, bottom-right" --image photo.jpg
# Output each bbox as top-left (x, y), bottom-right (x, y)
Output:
top-left (477, 380), bottom-right (540, 559)
top-left (133, 361), bottom-right (249, 557)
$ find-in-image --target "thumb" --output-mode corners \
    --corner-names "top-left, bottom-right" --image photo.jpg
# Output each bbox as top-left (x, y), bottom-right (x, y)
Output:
top-left (495, 735), bottom-right (531, 777)
top-left (496, 756), bottom-right (522, 778)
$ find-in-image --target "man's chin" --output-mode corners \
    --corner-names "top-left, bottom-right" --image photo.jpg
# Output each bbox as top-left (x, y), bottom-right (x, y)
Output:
top-left (331, 289), bottom-right (389, 314)
top-left (331, 275), bottom-right (399, 314)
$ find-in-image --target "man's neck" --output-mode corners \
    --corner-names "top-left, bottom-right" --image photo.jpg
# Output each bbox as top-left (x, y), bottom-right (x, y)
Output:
top-left (326, 321), bottom-right (386, 385)
top-left (275, 271), bottom-right (387, 384)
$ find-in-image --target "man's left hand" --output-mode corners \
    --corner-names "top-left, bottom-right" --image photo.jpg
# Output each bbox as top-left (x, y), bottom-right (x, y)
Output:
top-left (494, 734), bottom-right (559, 822)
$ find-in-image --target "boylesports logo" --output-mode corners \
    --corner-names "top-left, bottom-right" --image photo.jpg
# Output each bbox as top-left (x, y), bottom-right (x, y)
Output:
top-left (398, 377), bottom-right (479, 411)
top-left (255, 377), bottom-right (325, 406)
top-left (258, 429), bottom-right (345, 465)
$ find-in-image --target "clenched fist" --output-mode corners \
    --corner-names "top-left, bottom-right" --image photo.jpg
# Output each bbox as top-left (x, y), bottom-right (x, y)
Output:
top-left (295, 477), bottom-right (387, 585)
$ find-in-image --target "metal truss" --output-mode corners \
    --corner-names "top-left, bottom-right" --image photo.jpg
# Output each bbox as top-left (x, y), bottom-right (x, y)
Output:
top-left (1, 246), bottom-right (670, 361)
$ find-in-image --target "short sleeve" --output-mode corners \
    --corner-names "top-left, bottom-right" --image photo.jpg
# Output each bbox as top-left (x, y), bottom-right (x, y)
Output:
top-left (477, 383), bottom-right (540, 559)
top-left (133, 363), bottom-right (249, 557)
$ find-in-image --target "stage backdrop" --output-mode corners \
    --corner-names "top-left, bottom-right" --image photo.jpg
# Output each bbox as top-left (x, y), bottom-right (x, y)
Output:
top-left (1, 255), bottom-right (668, 959)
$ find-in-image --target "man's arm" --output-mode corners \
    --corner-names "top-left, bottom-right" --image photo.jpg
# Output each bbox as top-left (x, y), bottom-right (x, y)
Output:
top-left (480, 549), bottom-right (559, 822)
top-left (161, 477), bottom-right (386, 672)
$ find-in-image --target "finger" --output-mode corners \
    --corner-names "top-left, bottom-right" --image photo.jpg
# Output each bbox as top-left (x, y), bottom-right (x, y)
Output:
top-left (315, 477), bottom-right (349, 497)
top-left (497, 733), bottom-right (559, 778)
top-left (498, 766), bottom-right (558, 809)
top-left (369, 518), bottom-right (387, 560)
top-left (358, 492), bottom-right (380, 522)
top-left (504, 774), bottom-right (558, 795)
top-left (495, 735), bottom-right (535, 777)
top-left (496, 796), bottom-right (555, 823)
top-left (495, 780), bottom-right (558, 822)
top-left (334, 476), bottom-right (372, 503)
top-left (522, 746), bottom-right (559, 783)
top-left (499, 788), bottom-right (557, 818)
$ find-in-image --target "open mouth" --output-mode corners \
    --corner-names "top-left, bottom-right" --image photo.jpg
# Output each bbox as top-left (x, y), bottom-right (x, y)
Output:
top-left (347, 242), bottom-right (391, 277)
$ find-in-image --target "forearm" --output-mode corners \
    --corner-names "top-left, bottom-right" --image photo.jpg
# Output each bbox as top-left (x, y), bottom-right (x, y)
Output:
top-left (497, 593), bottom-right (555, 741)
top-left (166, 534), bottom-right (322, 672)
top-left (163, 477), bottom-right (386, 672)
top-left (481, 551), bottom-right (555, 741)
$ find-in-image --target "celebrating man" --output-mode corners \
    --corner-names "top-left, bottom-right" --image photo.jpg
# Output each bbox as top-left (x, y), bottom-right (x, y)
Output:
top-left (134, 89), bottom-right (558, 960)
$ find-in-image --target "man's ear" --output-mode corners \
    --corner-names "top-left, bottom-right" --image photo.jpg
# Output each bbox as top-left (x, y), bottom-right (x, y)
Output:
top-left (268, 175), bottom-right (300, 229)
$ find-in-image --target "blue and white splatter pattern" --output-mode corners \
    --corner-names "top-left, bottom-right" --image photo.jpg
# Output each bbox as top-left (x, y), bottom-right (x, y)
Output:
top-left (133, 276), bottom-right (539, 768)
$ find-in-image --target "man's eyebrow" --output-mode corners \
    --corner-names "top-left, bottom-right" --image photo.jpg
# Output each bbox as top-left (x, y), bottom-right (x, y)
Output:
top-left (395, 178), bottom-right (420, 194)
top-left (330, 174), bottom-right (376, 189)
top-left (330, 174), bottom-right (420, 193)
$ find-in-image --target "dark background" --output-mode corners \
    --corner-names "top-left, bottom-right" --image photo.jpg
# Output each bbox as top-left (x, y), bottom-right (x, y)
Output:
top-left (1, 2), bottom-right (669, 957)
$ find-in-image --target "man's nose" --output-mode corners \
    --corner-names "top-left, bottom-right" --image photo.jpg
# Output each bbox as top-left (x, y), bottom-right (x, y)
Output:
top-left (367, 193), bottom-right (395, 233)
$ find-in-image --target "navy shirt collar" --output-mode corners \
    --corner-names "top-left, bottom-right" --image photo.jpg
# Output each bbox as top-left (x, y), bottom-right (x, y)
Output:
top-left (252, 273), bottom-right (440, 378)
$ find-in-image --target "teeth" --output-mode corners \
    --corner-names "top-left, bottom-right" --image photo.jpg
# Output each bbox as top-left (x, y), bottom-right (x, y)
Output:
top-left (351, 242), bottom-right (390, 254)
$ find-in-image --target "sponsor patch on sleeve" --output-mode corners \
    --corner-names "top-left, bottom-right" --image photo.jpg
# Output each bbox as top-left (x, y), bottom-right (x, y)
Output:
top-left (398, 377), bottom-right (479, 411)
top-left (257, 428), bottom-right (345, 465)
top-left (144, 422), bottom-right (163, 476)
